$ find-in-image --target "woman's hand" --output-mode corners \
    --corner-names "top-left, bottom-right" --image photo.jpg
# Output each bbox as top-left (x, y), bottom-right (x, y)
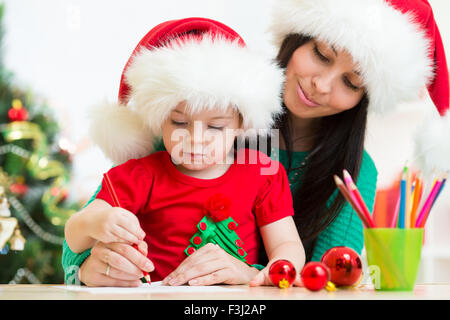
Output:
top-left (78, 240), bottom-right (154, 287)
top-left (162, 243), bottom-right (259, 286)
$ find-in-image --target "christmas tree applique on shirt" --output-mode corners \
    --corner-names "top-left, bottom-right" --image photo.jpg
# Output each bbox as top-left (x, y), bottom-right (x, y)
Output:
top-left (184, 193), bottom-right (247, 262)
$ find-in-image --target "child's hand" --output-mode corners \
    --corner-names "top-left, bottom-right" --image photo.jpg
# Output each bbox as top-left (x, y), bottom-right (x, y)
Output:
top-left (86, 206), bottom-right (146, 245)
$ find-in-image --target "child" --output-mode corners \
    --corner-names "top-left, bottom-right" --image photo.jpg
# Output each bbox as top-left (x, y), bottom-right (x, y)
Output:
top-left (64, 17), bottom-right (305, 285)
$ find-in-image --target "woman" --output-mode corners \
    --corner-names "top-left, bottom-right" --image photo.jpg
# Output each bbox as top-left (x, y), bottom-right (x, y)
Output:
top-left (63, 0), bottom-right (449, 286)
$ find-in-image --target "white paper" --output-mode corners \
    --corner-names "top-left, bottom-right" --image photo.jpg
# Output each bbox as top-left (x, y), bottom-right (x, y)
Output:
top-left (51, 281), bottom-right (245, 294)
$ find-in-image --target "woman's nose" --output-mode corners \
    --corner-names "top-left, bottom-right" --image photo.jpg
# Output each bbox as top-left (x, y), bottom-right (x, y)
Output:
top-left (311, 73), bottom-right (332, 95)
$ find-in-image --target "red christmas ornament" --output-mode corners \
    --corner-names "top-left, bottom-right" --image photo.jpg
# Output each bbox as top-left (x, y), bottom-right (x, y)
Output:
top-left (8, 99), bottom-right (29, 122)
top-left (300, 262), bottom-right (330, 291)
top-left (268, 259), bottom-right (297, 289)
top-left (321, 246), bottom-right (363, 287)
top-left (9, 176), bottom-right (29, 196)
top-left (202, 193), bottom-right (231, 222)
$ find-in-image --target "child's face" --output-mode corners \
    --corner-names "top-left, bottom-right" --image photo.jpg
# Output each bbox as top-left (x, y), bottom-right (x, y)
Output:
top-left (161, 102), bottom-right (243, 171)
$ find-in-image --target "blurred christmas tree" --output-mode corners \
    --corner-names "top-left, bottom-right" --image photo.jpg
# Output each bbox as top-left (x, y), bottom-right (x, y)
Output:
top-left (0, 3), bottom-right (81, 284)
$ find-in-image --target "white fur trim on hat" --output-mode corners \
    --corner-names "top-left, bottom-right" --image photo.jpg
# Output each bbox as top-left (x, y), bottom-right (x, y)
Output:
top-left (414, 113), bottom-right (450, 176)
top-left (88, 101), bottom-right (154, 165)
top-left (268, 0), bottom-right (433, 114)
top-left (89, 36), bottom-right (284, 164)
top-left (125, 36), bottom-right (284, 134)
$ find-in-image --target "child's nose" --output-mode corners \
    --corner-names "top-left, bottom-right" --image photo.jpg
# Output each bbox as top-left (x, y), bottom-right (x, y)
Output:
top-left (189, 121), bottom-right (206, 145)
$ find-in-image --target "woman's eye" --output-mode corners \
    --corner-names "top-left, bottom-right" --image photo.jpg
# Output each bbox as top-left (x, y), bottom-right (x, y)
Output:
top-left (343, 77), bottom-right (360, 91)
top-left (313, 45), bottom-right (329, 63)
top-left (171, 120), bottom-right (187, 126)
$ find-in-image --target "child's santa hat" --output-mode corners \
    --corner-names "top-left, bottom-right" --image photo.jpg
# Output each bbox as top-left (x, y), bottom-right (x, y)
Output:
top-left (268, 0), bottom-right (450, 174)
top-left (89, 17), bottom-right (284, 164)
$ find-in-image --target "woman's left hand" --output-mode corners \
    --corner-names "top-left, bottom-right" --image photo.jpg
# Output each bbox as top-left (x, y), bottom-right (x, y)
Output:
top-left (162, 243), bottom-right (259, 286)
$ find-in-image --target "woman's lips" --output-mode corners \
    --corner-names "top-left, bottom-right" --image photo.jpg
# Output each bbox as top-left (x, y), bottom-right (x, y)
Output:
top-left (296, 82), bottom-right (320, 107)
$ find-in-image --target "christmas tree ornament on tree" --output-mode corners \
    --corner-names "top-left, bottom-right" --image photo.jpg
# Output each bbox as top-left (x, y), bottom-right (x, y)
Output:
top-left (9, 176), bottom-right (29, 197)
top-left (9, 228), bottom-right (25, 250)
top-left (0, 187), bottom-right (26, 252)
top-left (8, 99), bottom-right (29, 122)
top-left (321, 246), bottom-right (363, 287)
top-left (0, 186), bottom-right (11, 217)
top-left (2, 120), bottom-right (77, 225)
top-left (300, 262), bottom-right (331, 291)
top-left (268, 259), bottom-right (297, 289)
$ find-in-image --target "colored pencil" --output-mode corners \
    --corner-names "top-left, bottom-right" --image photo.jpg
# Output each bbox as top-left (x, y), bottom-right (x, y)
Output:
top-left (335, 175), bottom-right (407, 287)
top-left (334, 175), bottom-right (371, 228)
top-left (390, 188), bottom-right (401, 228)
top-left (398, 166), bottom-right (407, 229)
top-left (341, 171), bottom-right (363, 212)
top-left (429, 175), bottom-right (447, 212)
top-left (410, 175), bottom-right (423, 228)
top-left (103, 173), bottom-right (151, 283)
top-left (342, 170), bottom-right (376, 228)
top-left (415, 177), bottom-right (442, 228)
top-left (405, 167), bottom-right (412, 228)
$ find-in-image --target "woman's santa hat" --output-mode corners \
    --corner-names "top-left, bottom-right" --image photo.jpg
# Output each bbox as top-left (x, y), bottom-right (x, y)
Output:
top-left (89, 17), bottom-right (284, 165)
top-left (268, 0), bottom-right (450, 174)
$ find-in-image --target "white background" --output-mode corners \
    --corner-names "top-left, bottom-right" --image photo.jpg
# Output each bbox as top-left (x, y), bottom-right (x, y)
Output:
top-left (2, 0), bottom-right (450, 283)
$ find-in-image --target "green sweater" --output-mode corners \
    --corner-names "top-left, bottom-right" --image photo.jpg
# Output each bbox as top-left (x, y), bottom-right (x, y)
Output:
top-left (62, 147), bottom-right (377, 284)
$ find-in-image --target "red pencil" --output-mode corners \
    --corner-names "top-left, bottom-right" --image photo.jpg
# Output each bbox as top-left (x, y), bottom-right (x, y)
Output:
top-left (103, 173), bottom-right (151, 283)
top-left (343, 170), bottom-right (376, 228)
top-left (334, 175), bottom-right (371, 228)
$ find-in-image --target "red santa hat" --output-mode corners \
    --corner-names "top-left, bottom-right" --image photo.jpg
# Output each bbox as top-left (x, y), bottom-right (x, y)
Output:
top-left (89, 17), bottom-right (284, 164)
top-left (268, 0), bottom-right (450, 174)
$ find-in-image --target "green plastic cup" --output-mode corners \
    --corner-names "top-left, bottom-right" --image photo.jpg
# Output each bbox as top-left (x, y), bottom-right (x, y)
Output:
top-left (363, 228), bottom-right (423, 291)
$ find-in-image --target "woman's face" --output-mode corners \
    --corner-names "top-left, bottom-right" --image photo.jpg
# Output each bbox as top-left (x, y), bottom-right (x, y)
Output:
top-left (283, 39), bottom-right (366, 119)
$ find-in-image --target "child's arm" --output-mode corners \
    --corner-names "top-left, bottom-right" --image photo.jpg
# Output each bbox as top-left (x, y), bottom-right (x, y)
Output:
top-left (249, 216), bottom-right (305, 286)
top-left (64, 199), bottom-right (146, 253)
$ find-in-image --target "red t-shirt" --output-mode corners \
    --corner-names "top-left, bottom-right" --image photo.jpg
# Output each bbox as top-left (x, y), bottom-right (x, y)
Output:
top-left (96, 148), bottom-right (294, 281)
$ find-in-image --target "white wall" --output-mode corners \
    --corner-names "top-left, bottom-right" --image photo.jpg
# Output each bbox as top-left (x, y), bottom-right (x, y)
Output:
top-left (2, 0), bottom-right (450, 282)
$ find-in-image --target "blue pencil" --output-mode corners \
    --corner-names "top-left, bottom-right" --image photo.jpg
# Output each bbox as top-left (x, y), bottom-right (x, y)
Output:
top-left (398, 166), bottom-right (407, 229)
top-left (429, 177), bottom-right (446, 212)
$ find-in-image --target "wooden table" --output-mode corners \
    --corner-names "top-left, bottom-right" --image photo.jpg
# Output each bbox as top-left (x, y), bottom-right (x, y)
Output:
top-left (1, 283), bottom-right (450, 300)
top-left (1, 284), bottom-right (448, 318)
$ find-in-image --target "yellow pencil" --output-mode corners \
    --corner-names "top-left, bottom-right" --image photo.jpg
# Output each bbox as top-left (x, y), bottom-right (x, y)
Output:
top-left (410, 174), bottom-right (423, 227)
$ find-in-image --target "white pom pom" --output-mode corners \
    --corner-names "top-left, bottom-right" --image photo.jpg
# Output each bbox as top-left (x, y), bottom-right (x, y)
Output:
top-left (413, 113), bottom-right (450, 177)
top-left (88, 100), bottom-right (155, 165)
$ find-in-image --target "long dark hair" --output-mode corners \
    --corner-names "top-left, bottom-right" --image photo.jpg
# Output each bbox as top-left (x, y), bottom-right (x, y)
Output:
top-left (273, 34), bottom-right (369, 261)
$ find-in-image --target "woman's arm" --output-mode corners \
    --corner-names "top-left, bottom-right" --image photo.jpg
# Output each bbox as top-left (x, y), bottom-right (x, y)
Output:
top-left (62, 184), bottom-right (100, 283)
top-left (310, 150), bottom-right (378, 261)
